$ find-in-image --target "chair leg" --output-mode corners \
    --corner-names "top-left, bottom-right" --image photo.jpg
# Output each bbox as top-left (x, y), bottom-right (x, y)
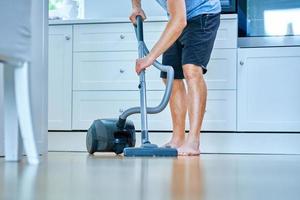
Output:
top-left (14, 62), bottom-right (39, 164)
top-left (4, 66), bottom-right (22, 161)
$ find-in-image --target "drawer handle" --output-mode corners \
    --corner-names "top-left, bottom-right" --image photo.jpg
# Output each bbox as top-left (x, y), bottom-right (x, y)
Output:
top-left (240, 61), bottom-right (244, 66)
top-left (120, 34), bottom-right (125, 39)
top-left (120, 69), bottom-right (125, 74)
top-left (65, 35), bottom-right (71, 41)
top-left (119, 109), bottom-right (124, 113)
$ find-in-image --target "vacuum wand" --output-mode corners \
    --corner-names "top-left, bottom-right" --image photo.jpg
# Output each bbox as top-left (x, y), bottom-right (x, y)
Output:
top-left (136, 16), bottom-right (150, 144)
top-left (117, 16), bottom-right (174, 145)
top-left (123, 16), bottom-right (178, 156)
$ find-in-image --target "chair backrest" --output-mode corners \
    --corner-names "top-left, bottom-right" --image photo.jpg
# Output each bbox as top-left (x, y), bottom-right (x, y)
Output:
top-left (0, 0), bottom-right (31, 62)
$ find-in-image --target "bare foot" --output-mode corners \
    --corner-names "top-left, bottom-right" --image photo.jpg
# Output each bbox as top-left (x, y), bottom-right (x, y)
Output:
top-left (162, 136), bottom-right (185, 148)
top-left (177, 136), bottom-right (200, 156)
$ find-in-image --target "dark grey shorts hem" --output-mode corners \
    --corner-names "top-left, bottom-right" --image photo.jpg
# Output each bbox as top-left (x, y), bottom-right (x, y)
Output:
top-left (160, 63), bottom-right (207, 79)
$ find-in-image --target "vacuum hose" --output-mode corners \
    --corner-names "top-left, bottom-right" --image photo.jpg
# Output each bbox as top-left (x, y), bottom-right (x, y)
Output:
top-left (117, 16), bottom-right (174, 129)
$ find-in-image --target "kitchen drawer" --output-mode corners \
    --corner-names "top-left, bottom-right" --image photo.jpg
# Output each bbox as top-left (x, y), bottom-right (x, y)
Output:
top-left (203, 90), bottom-right (236, 131)
top-left (72, 90), bottom-right (236, 131)
top-left (73, 51), bottom-right (163, 91)
top-left (73, 19), bottom-right (237, 52)
top-left (73, 22), bottom-right (166, 52)
top-left (206, 49), bottom-right (237, 89)
top-left (214, 19), bottom-right (237, 49)
top-left (73, 49), bottom-right (236, 91)
top-left (72, 90), bottom-right (170, 130)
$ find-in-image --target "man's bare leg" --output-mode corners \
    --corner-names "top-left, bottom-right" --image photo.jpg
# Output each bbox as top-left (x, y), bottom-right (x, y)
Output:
top-left (178, 64), bottom-right (207, 156)
top-left (162, 79), bottom-right (187, 148)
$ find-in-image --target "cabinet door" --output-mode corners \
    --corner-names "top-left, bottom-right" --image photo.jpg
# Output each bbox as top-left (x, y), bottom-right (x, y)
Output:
top-left (72, 90), bottom-right (236, 131)
top-left (238, 47), bottom-right (300, 132)
top-left (48, 26), bottom-right (72, 130)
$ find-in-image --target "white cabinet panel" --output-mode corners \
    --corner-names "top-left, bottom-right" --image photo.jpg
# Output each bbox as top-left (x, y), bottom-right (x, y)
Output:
top-left (203, 91), bottom-right (236, 131)
top-left (73, 22), bottom-right (165, 52)
top-left (238, 47), bottom-right (300, 132)
top-left (214, 19), bottom-right (237, 49)
top-left (73, 49), bottom-right (236, 91)
top-left (72, 91), bottom-right (170, 130)
top-left (206, 49), bottom-right (237, 89)
top-left (72, 90), bottom-right (236, 131)
top-left (48, 26), bottom-right (72, 130)
top-left (73, 19), bottom-right (237, 52)
top-left (73, 52), bottom-right (163, 91)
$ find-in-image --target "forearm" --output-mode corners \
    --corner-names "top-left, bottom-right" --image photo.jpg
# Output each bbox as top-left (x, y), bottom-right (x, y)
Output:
top-left (133, 0), bottom-right (187, 75)
top-left (148, 0), bottom-right (186, 61)
top-left (148, 18), bottom-right (186, 61)
top-left (132, 0), bottom-right (141, 9)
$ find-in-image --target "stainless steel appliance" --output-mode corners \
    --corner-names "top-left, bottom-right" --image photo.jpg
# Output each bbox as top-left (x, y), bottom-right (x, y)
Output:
top-left (221, 0), bottom-right (236, 13)
top-left (238, 0), bottom-right (300, 47)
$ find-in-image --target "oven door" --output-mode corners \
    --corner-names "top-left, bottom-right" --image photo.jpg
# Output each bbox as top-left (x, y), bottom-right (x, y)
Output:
top-left (238, 0), bottom-right (300, 47)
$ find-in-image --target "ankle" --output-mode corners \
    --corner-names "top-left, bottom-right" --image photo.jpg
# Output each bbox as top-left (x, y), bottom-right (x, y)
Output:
top-left (186, 133), bottom-right (200, 143)
top-left (172, 129), bottom-right (185, 137)
top-left (171, 135), bottom-right (185, 142)
top-left (171, 137), bottom-right (184, 145)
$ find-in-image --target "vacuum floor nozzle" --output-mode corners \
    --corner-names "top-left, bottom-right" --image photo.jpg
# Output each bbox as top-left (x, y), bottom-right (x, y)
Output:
top-left (123, 146), bottom-right (178, 157)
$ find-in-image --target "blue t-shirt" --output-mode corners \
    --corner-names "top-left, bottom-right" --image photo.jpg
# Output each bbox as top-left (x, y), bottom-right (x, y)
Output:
top-left (155, 0), bottom-right (221, 20)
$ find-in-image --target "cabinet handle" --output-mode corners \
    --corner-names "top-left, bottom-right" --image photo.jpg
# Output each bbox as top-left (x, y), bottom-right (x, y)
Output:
top-left (240, 61), bottom-right (244, 66)
top-left (120, 69), bottom-right (125, 73)
top-left (119, 108), bottom-right (124, 113)
top-left (65, 35), bottom-right (71, 41)
top-left (120, 34), bottom-right (125, 39)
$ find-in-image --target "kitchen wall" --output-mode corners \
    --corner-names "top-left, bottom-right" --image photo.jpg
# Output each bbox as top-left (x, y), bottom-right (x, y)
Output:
top-left (83, 0), bottom-right (165, 19)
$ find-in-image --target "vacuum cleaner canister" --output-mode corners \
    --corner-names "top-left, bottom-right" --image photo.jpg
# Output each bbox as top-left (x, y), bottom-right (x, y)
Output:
top-left (86, 119), bottom-right (136, 155)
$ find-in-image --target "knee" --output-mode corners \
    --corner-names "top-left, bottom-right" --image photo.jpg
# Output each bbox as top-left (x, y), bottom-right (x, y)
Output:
top-left (163, 78), bottom-right (185, 90)
top-left (162, 78), bottom-right (167, 85)
top-left (183, 64), bottom-right (204, 82)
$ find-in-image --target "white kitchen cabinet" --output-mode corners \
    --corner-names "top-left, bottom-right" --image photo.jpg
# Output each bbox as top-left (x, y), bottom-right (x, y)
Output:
top-left (206, 49), bottom-right (237, 90)
top-left (238, 47), bottom-right (300, 132)
top-left (73, 22), bottom-right (166, 52)
top-left (72, 90), bottom-right (236, 131)
top-left (73, 49), bottom-right (236, 91)
top-left (213, 18), bottom-right (237, 49)
top-left (73, 18), bottom-right (237, 52)
top-left (73, 51), bottom-right (163, 91)
top-left (49, 17), bottom-right (238, 132)
top-left (48, 26), bottom-right (73, 130)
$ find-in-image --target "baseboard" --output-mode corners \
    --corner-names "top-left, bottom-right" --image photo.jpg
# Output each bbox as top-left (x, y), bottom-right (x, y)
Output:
top-left (48, 131), bottom-right (300, 154)
top-left (0, 140), bottom-right (46, 157)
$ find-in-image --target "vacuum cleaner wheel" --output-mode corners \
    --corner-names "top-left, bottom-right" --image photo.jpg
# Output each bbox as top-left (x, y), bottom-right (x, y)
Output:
top-left (86, 123), bottom-right (98, 154)
top-left (86, 119), bottom-right (136, 154)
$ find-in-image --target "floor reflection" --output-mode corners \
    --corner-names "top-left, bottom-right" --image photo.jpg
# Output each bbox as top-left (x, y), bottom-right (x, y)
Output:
top-left (171, 157), bottom-right (203, 200)
top-left (2, 162), bottom-right (38, 200)
top-left (0, 153), bottom-right (300, 200)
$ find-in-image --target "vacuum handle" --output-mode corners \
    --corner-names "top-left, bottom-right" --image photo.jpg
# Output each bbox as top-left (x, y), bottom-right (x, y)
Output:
top-left (135, 15), bottom-right (144, 42)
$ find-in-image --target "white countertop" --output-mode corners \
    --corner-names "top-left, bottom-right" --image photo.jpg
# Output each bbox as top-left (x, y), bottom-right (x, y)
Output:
top-left (49, 14), bottom-right (237, 25)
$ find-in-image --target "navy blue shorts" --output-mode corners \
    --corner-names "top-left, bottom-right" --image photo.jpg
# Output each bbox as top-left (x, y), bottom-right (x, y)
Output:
top-left (160, 13), bottom-right (220, 79)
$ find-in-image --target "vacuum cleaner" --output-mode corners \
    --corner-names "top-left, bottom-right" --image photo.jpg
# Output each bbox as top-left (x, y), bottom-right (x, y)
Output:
top-left (86, 15), bottom-right (177, 157)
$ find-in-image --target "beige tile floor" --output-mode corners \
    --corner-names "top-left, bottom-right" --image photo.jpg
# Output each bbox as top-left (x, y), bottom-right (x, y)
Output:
top-left (1, 152), bottom-right (300, 200)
